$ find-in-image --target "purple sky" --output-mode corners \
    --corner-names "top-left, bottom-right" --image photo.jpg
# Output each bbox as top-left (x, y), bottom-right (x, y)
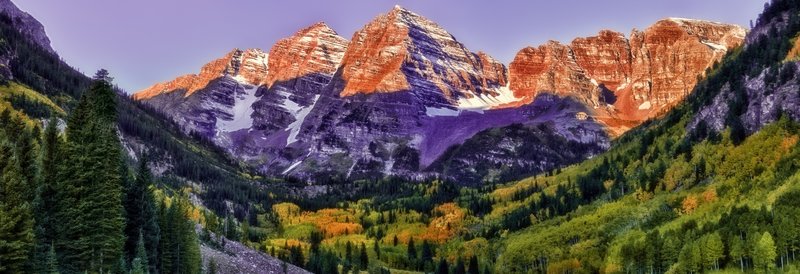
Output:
top-left (15, 0), bottom-right (763, 93)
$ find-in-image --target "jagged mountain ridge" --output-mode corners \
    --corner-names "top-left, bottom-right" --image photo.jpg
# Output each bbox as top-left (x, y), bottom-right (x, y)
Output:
top-left (134, 6), bottom-right (745, 183)
top-left (509, 18), bottom-right (746, 134)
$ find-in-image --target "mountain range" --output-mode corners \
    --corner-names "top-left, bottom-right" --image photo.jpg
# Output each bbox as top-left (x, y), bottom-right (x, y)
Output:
top-left (133, 6), bottom-right (745, 184)
top-left (5, 0), bottom-right (800, 273)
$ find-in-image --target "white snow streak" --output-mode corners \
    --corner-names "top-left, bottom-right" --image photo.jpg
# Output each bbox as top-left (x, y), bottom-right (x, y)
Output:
top-left (285, 94), bottom-right (321, 145)
top-left (456, 85), bottom-right (521, 111)
top-left (217, 82), bottom-right (259, 133)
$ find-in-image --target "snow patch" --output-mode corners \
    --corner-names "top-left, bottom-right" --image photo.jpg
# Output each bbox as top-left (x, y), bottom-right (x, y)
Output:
top-left (638, 101), bottom-right (652, 110)
top-left (282, 160), bottom-right (303, 175)
top-left (701, 41), bottom-right (727, 51)
top-left (425, 107), bottom-right (461, 117)
top-left (456, 84), bottom-right (521, 110)
top-left (285, 94), bottom-right (321, 145)
top-left (216, 82), bottom-right (260, 133)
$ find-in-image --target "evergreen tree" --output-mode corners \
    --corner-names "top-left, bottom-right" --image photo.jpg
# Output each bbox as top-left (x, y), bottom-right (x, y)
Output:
top-left (124, 156), bottom-right (160, 272)
top-left (131, 258), bottom-right (146, 274)
top-left (467, 256), bottom-right (479, 274)
top-left (32, 118), bottom-right (62, 272)
top-left (0, 132), bottom-right (35, 273)
top-left (224, 214), bottom-right (238, 240)
top-left (437, 257), bottom-right (449, 274)
top-left (454, 257), bottom-right (466, 274)
top-left (345, 241), bottom-right (353, 264)
top-left (359, 242), bottom-right (369, 270)
top-left (373, 240), bottom-right (381, 259)
top-left (158, 197), bottom-right (201, 274)
top-left (44, 244), bottom-right (60, 274)
top-left (241, 219), bottom-right (250, 243)
top-left (421, 240), bottom-right (433, 263)
top-left (208, 259), bottom-right (217, 274)
top-left (134, 231), bottom-right (149, 273)
top-left (116, 256), bottom-right (128, 274)
top-left (57, 70), bottom-right (126, 272)
top-left (407, 238), bottom-right (417, 262)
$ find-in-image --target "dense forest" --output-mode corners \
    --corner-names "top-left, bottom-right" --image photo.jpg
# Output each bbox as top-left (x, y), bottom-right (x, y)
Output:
top-left (0, 71), bottom-right (200, 273)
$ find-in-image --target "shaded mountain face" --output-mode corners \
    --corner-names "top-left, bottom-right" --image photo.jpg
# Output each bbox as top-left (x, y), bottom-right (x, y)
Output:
top-left (0, 0), bottom-right (53, 54)
top-left (134, 6), bottom-right (744, 184)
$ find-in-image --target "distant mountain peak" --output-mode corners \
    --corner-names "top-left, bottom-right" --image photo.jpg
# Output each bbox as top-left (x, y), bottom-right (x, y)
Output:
top-left (265, 21), bottom-right (348, 89)
top-left (336, 4), bottom-right (514, 109)
top-left (133, 48), bottom-right (268, 100)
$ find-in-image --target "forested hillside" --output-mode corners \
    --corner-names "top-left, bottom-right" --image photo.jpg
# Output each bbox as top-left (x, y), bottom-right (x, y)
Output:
top-left (0, 70), bottom-right (200, 273)
top-left (0, 6), bottom-right (292, 273)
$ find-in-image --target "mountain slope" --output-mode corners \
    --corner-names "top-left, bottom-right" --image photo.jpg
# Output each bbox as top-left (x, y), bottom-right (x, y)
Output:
top-left (133, 6), bottom-right (744, 185)
top-left (489, 1), bottom-right (800, 272)
top-left (0, 2), bottom-right (309, 272)
top-left (0, 0), bottom-right (53, 53)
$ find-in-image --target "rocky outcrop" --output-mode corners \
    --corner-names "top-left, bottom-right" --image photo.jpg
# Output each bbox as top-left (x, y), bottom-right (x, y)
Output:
top-left (133, 49), bottom-right (267, 141)
top-left (509, 41), bottom-right (597, 105)
top-left (200, 230), bottom-right (310, 274)
top-left (134, 49), bottom-right (268, 100)
top-left (335, 6), bottom-right (515, 108)
top-left (250, 22), bottom-right (348, 134)
top-left (509, 18), bottom-right (746, 134)
top-left (0, 0), bottom-right (54, 54)
top-left (265, 22), bottom-right (348, 89)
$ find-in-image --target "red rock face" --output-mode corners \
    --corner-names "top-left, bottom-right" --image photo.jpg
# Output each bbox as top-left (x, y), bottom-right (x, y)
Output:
top-left (508, 18), bottom-right (746, 134)
top-left (337, 6), bottom-right (508, 105)
top-left (266, 22), bottom-right (348, 88)
top-left (476, 52), bottom-right (508, 94)
top-left (338, 8), bottom-right (410, 96)
top-left (509, 41), bottom-right (596, 105)
top-left (133, 48), bottom-right (268, 100)
top-left (571, 30), bottom-right (632, 91)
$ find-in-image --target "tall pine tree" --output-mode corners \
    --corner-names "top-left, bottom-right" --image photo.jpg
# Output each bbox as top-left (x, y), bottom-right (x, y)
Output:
top-left (56, 70), bottom-right (126, 272)
top-left (124, 156), bottom-right (160, 273)
top-left (0, 120), bottom-right (35, 273)
top-left (158, 196), bottom-right (201, 274)
top-left (32, 118), bottom-right (62, 272)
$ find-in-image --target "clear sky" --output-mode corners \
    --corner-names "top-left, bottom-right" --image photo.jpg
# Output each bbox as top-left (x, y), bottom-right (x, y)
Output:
top-left (15, 0), bottom-right (764, 93)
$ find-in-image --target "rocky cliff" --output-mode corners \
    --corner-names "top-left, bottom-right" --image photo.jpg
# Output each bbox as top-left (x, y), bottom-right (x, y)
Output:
top-left (0, 0), bottom-right (54, 54)
top-left (133, 48), bottom-right (268, 139)
top-left (335, 6), bottom-right (516, 109)
top-left (509, 18), bottom-right (746, 134)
